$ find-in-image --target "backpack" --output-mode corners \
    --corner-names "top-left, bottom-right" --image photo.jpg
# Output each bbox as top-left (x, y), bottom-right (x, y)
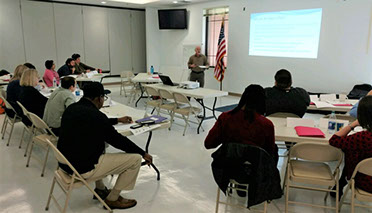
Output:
top-left (0, 98), bottom-right (6, 114)
top-left (347, 84), bottom-right (372, 99)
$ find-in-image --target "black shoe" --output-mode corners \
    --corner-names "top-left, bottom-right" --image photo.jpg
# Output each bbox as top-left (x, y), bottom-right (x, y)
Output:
top-left (197, 115), bottom-right (204, 119)
top-left (93, 187), bottom-right (111, 200)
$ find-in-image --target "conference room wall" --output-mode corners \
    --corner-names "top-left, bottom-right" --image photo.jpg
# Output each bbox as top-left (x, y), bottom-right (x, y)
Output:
top-left (0, 0), bottom-right (146, 75)
top-left (54, 3), bottom-right (85, 70)
top-left (21, 0), bottom-right (58, 74)
top-left (0, 0), bottom-right (26, 71)
top-left (146, 0), bottom-right (372, 94)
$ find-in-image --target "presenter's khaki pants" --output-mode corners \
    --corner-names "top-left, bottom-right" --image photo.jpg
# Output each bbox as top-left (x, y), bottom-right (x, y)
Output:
top-left (81, 153), bottom-right (142, 191)
top-left (190, 71), bottom-right (205, 87)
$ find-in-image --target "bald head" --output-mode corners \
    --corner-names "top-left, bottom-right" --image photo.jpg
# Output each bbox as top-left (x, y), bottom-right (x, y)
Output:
top-left (195, 46), bottom-right (201, 56)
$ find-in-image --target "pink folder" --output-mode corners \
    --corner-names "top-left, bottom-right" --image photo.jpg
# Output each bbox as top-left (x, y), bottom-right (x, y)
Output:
top-left (333, 104), bottom-right (352, 106)
top-left (310, 102), bottom-right (315, 105)
top-left (294, 126), bottom-right (325, 138)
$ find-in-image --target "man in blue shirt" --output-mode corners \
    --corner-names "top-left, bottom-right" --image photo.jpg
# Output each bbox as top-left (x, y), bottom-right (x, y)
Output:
top-left (349, 90), bottom-right (372, 118)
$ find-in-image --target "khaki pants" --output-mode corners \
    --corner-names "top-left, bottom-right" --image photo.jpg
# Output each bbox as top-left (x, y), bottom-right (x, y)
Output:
top-left (81, 153), bottom-right (142, 191)
top-left (190, 71), bottom-right (205, 88)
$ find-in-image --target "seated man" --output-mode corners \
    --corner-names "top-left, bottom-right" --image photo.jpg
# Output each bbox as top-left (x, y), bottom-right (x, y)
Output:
top-left (57, 82), bottom-right (152, 209)
top-left (265, 69), bottom-right (310, 118)
top-left (43, 77), bottom-right (76, 136)
top-left (349, 90), bottom-right (372, 118)
top-left (57, 58), bottom-right (76, 77)
top-left (72, 53), bottom-right (96, 74)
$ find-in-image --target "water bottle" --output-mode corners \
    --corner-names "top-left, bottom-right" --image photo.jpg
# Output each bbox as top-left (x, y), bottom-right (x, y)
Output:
top-left (150, 66), bottom-right (154, 75)
top-left (75, 83), bottom-right (81, 96)
top-left (52, 77), bottom-right (57, 88)
top-left (328, 111), bottom-right (337, 134)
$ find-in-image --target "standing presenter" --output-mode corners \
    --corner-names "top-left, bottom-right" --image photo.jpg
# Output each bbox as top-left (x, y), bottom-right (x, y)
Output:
top-left (187, 46), bottom-right (209, 88)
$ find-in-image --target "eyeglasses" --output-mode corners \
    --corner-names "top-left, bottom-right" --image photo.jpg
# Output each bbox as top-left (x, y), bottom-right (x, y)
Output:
top-left (104, 95), bottom-right (108, 101)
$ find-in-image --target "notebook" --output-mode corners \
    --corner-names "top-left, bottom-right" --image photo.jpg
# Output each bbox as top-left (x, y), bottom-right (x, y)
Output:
top-left (136, 115), bottom-right (167, 124)
top-left (294, 126), bottom-right (325, 138)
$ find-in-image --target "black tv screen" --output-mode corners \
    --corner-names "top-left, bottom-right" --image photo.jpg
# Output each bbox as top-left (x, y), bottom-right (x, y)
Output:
top-left (158, 9), bottom-right (187, 30)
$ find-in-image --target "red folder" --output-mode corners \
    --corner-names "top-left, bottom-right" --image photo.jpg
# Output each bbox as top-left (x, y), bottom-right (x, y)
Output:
top-left (294, 126), bottom-right (325, 138)
top-left (333, 104), bottom-right (352, 106)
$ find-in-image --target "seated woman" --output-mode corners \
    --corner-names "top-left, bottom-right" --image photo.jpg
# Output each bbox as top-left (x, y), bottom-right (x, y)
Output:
top-left (205, 84), bottom-right (278, 163)
top-left (43, 60), bottom-right (60, 87)
top-left (6, 64), bottom-right (28, 116)
top-left (329, 95), bottom-right (372, 198)
top-left (19, 69), bottom-right (48, 120)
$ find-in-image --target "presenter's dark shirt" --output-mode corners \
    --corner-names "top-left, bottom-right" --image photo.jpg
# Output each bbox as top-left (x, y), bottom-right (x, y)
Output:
top-left (57, 98), bottom-right (145, 174)
top-left (265, 86), bottom-right (310, 118)
top-left (188, 54), bottom-right (209, 72)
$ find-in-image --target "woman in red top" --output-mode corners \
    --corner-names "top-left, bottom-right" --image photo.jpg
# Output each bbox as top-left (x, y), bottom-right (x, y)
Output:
top-left (205, 84), bottom-right (278, 163)
top-left (329, 96), bottom-right (372, 198)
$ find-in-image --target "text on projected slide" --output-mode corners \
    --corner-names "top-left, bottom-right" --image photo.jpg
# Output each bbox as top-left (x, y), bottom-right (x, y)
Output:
top-left (249, 8), bottom-right (322, 58)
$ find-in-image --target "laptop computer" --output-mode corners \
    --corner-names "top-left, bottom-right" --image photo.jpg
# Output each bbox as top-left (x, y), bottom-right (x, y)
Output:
top-left (159, 75), bottom-right (179, 86)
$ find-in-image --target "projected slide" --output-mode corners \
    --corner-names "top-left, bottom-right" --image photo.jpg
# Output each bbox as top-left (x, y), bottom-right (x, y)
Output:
top-left (249, 8), bottom-right (322, 58)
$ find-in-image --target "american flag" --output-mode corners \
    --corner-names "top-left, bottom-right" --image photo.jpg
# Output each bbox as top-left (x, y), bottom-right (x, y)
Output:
top-left (214, 18), bottom-right (226, 82)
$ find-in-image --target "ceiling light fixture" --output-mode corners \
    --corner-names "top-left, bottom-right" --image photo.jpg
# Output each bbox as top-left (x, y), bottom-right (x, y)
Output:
top-left (173, 1), bottom-right (178, 3)
top-left (101, 1), bottom-right (107, 3)
top-left (108, 0), bottom-right (159, 4)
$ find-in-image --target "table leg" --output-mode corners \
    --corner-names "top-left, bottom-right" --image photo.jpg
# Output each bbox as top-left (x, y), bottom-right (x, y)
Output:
top-left (135, 83), bottom-right (145, 107)
top-left (195, 99), bottom-right (206, 134)
top-left (140, 131), bottom-right (160, 180)
top-left (212, 97), bottom-right (217, 120)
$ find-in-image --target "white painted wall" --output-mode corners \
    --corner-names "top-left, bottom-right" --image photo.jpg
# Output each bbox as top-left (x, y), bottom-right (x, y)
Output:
top-left (0, 0), bottom-right (146, 76)
top-left (146, 0), bottom-right (372, 94)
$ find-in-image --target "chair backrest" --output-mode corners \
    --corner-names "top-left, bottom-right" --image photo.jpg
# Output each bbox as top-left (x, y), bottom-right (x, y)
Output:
top-left (121, 71), bottom-right (134, 78)
top-left (158, 89), bottom-right (174, 100)
top-left (269, 112), bottom-right (299, 118)
top-left (17, 101), bottom-right (31, 120)
top-left (173, 92), bottom-right (190, 105)
top-left (0, 93), bottom-right (15, 111)
top-left (290, 142), bottom-right (343, 163)
top-left (28, 112), bottom-right (57, 138)
top-left (287, 117), bottom-right (314, 127)
top-left (353, 157), bottom-right (372, 177)
top-left (45, 139), bottom-right (82, 178)
top-left (146, 87), bottom-right (160, 97)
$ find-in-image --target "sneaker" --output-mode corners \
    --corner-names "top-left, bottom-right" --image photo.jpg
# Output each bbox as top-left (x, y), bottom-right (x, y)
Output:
top-left (93, 187), bottom-right (111, 200)
top-left (104, 196), bottom-right (137, 209)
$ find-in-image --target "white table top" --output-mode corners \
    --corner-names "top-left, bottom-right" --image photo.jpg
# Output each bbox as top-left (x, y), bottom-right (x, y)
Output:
top-left (267, 116), bottom-right (331, 143)
top-left (69, 73), bottom-right (108, 82)
top-left (100, 102), bottom-right (170, 136)
top-left (144, 83), bottom-right (228, 99)
top-left (307, 99), bottom-right (358, 112)
top-left (131, 73), bottom-right (162, 83)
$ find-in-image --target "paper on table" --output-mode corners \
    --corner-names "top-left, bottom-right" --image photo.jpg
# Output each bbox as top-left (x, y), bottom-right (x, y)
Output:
top-left (310, 95), bottom-right (319, 102)
top-left (113, 123), bottom-right (133, 131)
top-left (312, 101), bottom-right (334, 108)
top-left (129, 124), bottom-right (161, 136)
